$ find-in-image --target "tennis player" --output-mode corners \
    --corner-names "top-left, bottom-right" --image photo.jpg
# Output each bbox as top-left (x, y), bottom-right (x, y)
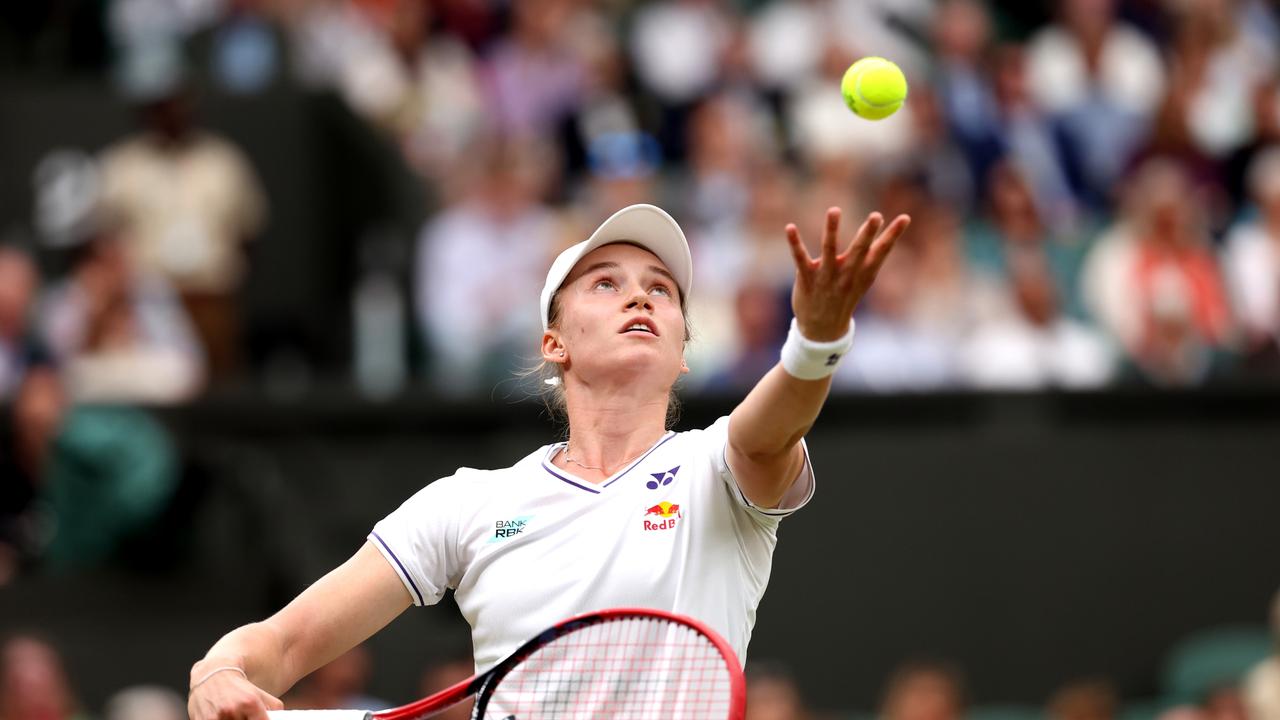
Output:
top-left (188, 203), bottom-right (910, 719)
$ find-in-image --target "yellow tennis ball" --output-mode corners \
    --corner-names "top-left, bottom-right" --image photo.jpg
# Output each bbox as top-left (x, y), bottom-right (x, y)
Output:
top-left (841, 57), bottom-right (907, 120)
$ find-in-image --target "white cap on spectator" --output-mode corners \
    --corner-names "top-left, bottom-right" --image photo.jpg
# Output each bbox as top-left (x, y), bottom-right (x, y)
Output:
top-left (539, 204), bottom-right (693, 330)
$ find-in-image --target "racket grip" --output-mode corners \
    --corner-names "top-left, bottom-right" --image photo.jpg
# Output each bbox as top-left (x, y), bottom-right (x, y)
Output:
top-left (264, 707), bottom-right (371, 712)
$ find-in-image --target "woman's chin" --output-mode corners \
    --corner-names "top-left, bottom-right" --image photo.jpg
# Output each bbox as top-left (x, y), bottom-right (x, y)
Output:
top-left (574, 347), bottom-right (681, 384)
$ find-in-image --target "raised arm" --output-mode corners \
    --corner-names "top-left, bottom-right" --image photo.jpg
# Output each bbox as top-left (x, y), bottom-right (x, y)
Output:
top-left (188, 541), bottom-right (413, 720)
top-left (727, 207), bottom-right (910, 508)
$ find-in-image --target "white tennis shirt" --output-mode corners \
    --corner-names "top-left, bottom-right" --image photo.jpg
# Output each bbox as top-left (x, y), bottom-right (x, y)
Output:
top-left (369, 415), bottom-right (814, 671)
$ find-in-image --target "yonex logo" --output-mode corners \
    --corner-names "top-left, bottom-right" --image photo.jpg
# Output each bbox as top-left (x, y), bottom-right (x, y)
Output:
top-left (646, 466), bottom-right (680, 490)
top-left (489, 515), bottom-right (534, 543)
top-left (825, 353), bottom-right (841, 366)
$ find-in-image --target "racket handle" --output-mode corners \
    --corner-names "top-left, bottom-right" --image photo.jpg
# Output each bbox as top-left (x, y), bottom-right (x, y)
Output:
top-left (264, 707), bottom-right (371, 712)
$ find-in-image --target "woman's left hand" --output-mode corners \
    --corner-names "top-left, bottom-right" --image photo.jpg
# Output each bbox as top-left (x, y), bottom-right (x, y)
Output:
top-left (785, 207), bottom-right (912, 341)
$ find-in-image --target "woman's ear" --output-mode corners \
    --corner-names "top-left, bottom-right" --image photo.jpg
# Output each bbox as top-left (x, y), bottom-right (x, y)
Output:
top-left (542, 332), bottom-right (567, 365)
top-left (680, 357), bottom-right (690, 374)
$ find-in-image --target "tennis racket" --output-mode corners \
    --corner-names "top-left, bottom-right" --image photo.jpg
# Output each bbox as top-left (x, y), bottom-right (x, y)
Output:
top-left (267, 607), bottom-right (746, 720)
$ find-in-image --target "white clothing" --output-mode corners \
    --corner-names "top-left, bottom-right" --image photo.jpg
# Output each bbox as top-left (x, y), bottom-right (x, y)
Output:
top-left (629, 1), bottom-right (729, 103)
top-left (1247, 657), bottom-right (1280, 720)
top-left (370, 416), bottom-right (814, 672)
top-left (1025, 23), bottom-right (1165, 118)
top-left (98, 132), bottom-right (265, 294)
top-left (960, 316), bottom-right (1116, 390)
top-left (832, 315), bottom-right (956, 392)
top-left (414, 203), bottom-right (557, 392)
top-left (1221, 221), bottom-right (1280, 339)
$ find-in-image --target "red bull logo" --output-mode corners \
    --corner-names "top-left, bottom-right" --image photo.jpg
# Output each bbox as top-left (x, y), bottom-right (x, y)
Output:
top-left (642, 501), bottom-right (682, 531)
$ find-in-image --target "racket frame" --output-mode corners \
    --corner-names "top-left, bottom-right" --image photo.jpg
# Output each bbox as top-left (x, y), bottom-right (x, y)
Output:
top-left (373, 607), bottom-right (746, 720)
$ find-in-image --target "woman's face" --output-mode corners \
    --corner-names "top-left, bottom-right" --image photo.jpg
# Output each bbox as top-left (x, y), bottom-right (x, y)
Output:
top-left (545, 243), bottom-right (687, 390)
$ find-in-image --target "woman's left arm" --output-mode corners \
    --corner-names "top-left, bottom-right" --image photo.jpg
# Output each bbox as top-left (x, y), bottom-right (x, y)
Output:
top-left (727, 207), bottom-right (911, 508)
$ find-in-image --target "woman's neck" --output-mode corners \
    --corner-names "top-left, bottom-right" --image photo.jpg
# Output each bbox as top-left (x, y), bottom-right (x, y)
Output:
top-left (555, 378), bottom-right (671, 481)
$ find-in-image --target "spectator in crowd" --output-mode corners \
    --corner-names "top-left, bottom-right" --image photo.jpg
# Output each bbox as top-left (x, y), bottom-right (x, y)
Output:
top-left (0, 634), bottom-right (82, 720)
top-left (745, 0), bottom-right (827, 97)
top-left (97, 43), bottom-right (267, 380)
top-left (0, 364), bottom-right (59, 584)
top-left (41, 228), bottom-right (204, 404)
top-left (1162, 0), bottom-right (1277, 162)
top-left (932, 0), bottom-right (998, 192)
top-left (628, 0), bottom-right (733, 159)
top-left (834, 246), bottom-right (956, 392)
top-left (1046, 679), bottom-right (1120, 720)
top-left (988, 43), bottom-right (1083, 232)
top-left (1225, 77), bottom-right (1280, 205)
top-left (0, 246), bottom-right (42, 400)
top-left (5, 360), bottom-right (181, 573)
top-left (879, 660), bottom-right (967, 720)
top-left (575, 131), bottom-right (663, 223)
top-left (1081, 157), bottom-right (1235, 386)
top-left (903, 82), bottom-right (975, 219)
top-left (414, 135), bottom-right (559, 394)
top-left (1245, 588), bottom-right (1280, 720)
top-left (281, 0), bottom-right (410, 124)
top-left (689, 159), bottom-right (798, 380)
top-left (680, 92), bottom-right (764, 231)
top-left (960, 254), bottom-right (1115, 389)
top-left (745, 660), bottom-right (810, 720)
top-left (104, 685), bottom-right (186, 720)
top-left (550, 13), bottom-right (640, 179)
top-left (482, 0), bottom-right (585, 140)
top-left (703, 279), bottom-right (787, 393)
top-left (1202, 686), bottom-right (1249, 720)
top-left (418, 655), bottom-right (474, 720)
top-left (966, 161), bottom-right (1091, 320)
top-left (904, 205), bottom-right (991, 343)
top-left (285, 645), bottom-right (389, 712)
top-left (385, 0), bottom-right (488, 183)
top-left (1221, 147), bottom-right (1280, 373)
top-left (1025, 0), bottom-right (1165, 206)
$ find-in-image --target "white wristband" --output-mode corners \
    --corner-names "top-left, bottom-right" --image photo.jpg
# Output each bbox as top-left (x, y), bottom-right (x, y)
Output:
top-left (780, 317), bottom-right (855, 380)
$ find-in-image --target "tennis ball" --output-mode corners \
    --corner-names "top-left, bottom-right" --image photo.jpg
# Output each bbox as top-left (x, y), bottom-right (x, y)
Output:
top-left (841, 57), bottom-right (907, 120)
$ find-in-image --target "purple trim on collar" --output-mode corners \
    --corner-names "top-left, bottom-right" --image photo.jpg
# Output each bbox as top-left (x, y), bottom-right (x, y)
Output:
top-left (371, 531), bottom-right (425, 605)
top-left (541, 431), bottom-right (676, 493)
top-left (541, 464), bottom-right (602, 494)
top-left (602, 432), bottom-right (676, 487)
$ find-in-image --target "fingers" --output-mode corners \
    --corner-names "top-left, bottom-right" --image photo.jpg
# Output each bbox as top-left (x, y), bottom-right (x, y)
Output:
top-left (188, 675), bottom-right (280, 720)
top-left (820, 207), bottom-right (841, 269)
top-left (844, 212), bottom-right (884, 261)
top-left (864, 214), bottom-right (911, 273)
top-left (785, 223), bottom-right (814, 273)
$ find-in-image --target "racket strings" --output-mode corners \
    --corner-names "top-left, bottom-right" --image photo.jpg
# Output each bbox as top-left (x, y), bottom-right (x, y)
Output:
top-left (484, 616), bottom-right (735, 719)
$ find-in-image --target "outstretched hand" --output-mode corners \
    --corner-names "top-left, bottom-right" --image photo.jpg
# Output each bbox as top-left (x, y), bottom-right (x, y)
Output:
top-left (785, 207), bottom-right (911, 342)
top-left (188, 669), bottom-right (283, 720)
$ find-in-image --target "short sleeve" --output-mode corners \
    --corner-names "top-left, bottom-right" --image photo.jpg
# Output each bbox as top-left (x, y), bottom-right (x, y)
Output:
top-left (703, 415), bottom-right (815, 521)
top-left (369, 474), bottom-right (468, 607)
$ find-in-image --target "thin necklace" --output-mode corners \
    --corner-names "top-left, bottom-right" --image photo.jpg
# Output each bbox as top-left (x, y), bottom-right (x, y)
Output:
top-left (561, 441), bottom-right (648, 475)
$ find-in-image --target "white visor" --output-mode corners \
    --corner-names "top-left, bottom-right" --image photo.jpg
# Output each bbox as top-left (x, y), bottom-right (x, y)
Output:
top-left (540, 204), bottom-right (693, 330)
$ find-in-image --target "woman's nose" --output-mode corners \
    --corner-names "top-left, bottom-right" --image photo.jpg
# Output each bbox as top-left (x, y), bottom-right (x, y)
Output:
top-left (626, 291), bottom-right (653, 311)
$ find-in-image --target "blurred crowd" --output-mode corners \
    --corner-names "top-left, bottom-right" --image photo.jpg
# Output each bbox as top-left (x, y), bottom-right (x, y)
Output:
top-left (1, 0), bottom-right (1279, 403)
top-left (2, 590), bottom-right (1277, 720)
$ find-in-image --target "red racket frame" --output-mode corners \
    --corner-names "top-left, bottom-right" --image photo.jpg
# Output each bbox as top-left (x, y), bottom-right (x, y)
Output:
top-left (373, 607), bottom-right (746, 720)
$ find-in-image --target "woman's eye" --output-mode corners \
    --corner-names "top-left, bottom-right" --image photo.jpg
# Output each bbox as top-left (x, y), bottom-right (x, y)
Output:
top-left (649, 285), bottom-right (672, 297)
top-left (593, 280), bottom-right (616, 291)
